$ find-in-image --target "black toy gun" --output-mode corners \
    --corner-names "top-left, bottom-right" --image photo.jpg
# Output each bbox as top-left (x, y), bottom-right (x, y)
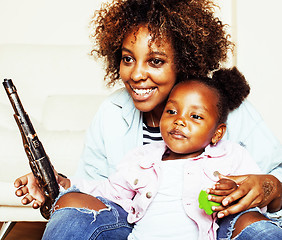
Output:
top-left (2, 79), bottom-right (59, 219)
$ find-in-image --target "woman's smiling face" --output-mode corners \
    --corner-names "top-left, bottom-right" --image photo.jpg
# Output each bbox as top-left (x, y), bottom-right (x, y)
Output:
top-left (119, 25), bottom-right (177, 113)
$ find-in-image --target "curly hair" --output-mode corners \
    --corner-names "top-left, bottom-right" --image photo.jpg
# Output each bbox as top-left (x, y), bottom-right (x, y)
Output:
top-left (189, 67), bottom-right (250, 124)
top-left (90, 0), bottom-right (233, 86)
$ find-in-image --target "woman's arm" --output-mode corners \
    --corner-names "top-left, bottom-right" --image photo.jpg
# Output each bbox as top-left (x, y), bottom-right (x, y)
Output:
top-left (217, 100), bottom-right (282, 216)
top-left (213, 174), bottom-right (282, 218)
top-left (225, 101), bottom-right (282, 180)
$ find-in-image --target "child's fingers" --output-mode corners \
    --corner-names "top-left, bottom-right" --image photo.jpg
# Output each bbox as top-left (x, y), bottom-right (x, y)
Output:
top-left (207, 193), bottom-right (224, 203)
top-left (217, 178), bottom-right (237, 188)
top-left (207, 184), bottom-right (237, 196)
top-left (208, 188), bottom-right (235, 196)
top-left (207, 177), bottom-right (238, 196)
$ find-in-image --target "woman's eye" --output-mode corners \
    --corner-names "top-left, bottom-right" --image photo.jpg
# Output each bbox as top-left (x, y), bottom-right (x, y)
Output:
top-left (191, 114), bottom-right (203, 120)
top-left (122, 56), bottom-right (133, 64)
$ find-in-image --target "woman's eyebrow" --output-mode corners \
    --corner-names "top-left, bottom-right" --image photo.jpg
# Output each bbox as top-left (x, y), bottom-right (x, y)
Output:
top-left (121, 47), bottom-right (132, 53)
top-left (149, 51), bottom-right (168, 57)
top-left (121, 47), bottom-right (168, 58)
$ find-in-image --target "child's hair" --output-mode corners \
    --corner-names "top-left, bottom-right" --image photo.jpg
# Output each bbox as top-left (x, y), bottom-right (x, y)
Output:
top-left (89, 0), bottom-right (233, 86)
top-left (191, 67), bottom-right (250, 124)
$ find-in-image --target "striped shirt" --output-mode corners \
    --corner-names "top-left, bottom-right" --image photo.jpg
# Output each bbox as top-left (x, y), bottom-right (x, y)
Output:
top-left (143, 122), bottom-right (162, 145)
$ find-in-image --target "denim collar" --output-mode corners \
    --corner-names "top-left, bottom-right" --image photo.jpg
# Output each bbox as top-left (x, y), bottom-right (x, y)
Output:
top-left (110, 88), bottom-right (140, 127)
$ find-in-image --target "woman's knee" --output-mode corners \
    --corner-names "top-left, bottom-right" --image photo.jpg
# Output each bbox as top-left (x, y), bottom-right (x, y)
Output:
top-left (54, 192), bottom-right (107, 211)
top-left (232, 211), bottom-right (270, 238)
top-left (233, 219), bottom-right (282, 239)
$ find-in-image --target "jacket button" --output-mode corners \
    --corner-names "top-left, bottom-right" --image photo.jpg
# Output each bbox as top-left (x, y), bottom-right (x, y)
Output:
top-left (146, 192), bottom-right (152, 199)
top-left (134, 179), bottom-right (138, 185)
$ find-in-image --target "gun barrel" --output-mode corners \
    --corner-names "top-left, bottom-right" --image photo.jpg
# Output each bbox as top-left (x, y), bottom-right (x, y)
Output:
top-left (3, 79), bottom-right (27, 121)
top-left (3, 79), bottom-right (16, 94)
top-left (3, 78), bottom-right (60, 219)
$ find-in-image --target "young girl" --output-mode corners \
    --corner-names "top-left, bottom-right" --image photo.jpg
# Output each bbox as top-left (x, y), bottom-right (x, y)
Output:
top-left (14, 0), bottom-right (282, 239)
top-left (43, 67), bottom-right (279, 240)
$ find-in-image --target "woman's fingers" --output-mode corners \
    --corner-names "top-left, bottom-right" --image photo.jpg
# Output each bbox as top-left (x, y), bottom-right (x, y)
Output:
top-left (217, 188), bottom-right (263, 218)
top-left (14, 172), bottom-right (46, 206)
top-left (32, 199), bottom-right (43, 209)
top-left (14, 174), bottom-right (29, 188)
top-left (207, 174), bottom-right (281, 217)
top-left (15, 186), bottom-right (29, 197)
top-left (21, 194), bottom-right (34, 205)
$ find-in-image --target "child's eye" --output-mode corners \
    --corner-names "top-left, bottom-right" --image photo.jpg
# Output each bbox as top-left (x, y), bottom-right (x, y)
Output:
top-left (191, 114), bottom-right (203, 120)
top-left (166, 109), bottom-right (177, 115)
top-left (149, 58), bottom-right (164, 67)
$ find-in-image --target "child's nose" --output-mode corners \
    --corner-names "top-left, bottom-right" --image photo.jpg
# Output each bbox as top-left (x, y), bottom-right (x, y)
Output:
top-left (174, 117), bottom-right (186, 127)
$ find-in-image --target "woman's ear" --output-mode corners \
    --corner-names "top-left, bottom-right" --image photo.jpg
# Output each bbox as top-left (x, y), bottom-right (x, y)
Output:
top-left (211, 123), bottom-right (226, 145)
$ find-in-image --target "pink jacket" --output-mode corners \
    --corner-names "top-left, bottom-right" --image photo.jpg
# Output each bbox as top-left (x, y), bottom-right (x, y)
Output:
top-left (73, 140), bottom-right (262, 240)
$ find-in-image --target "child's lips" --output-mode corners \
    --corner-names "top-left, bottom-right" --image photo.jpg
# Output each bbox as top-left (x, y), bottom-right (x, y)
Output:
top-left (169, 129), bottom-right (187, 139)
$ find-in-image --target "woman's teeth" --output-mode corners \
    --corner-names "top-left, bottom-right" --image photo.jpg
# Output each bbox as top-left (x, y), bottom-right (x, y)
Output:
top-left (133, 88), bottom-right (154, 95)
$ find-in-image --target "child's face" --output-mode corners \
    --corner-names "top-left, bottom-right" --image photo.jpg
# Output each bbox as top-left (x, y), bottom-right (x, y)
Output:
top-left (119, 25), bottom-right (177, 113)
top-left (160, 81), bottom-right (220, 158)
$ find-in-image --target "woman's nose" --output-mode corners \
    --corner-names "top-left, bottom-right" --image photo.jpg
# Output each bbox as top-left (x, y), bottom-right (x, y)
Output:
top-left (131, 63), bottom-right (148, 81)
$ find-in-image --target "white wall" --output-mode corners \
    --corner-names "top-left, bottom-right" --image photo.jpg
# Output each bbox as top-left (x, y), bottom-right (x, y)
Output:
top-left (0, 0), bottom-right (104, 45)
top-left (0, 0), bottom-right (113, 123)
top-left (0, 0), bottom-right (281, 142)
top-left (236, 0), bottom-right (282, 142)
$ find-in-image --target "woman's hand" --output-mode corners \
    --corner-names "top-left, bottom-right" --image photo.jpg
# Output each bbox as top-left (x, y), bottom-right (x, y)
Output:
top-left (14, 171), bottom-right (71, 209)
top-left (14, 172), bottom-right (45, 209)
top-left (54, 170), bottom-right (71, 190)
top-left (206, 176), bottom-right (238, 216)
top-left (208, 173), bottom-right (282, 218)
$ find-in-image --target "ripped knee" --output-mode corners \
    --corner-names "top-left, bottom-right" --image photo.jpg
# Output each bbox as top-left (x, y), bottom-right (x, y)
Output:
top-left (53, 192), bottom-right (107, 212)
top-left (232, 211), bottom-right (269, 238)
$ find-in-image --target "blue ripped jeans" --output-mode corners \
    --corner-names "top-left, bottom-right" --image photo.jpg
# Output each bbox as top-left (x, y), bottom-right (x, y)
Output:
top-left (42, 189), bottom-right (133, 240)
top-left (42, 188), bottom-right (282, 239)
top-left (217, 208), bottom-right (282, 240)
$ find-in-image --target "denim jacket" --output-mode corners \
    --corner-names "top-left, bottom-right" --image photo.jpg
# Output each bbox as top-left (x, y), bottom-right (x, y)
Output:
top-left (73, 140), bottom-right (262, 240)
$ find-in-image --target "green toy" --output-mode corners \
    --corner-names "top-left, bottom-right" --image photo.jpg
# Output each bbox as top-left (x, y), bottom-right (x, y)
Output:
top-left (198, 190), bottom-right (221, 215)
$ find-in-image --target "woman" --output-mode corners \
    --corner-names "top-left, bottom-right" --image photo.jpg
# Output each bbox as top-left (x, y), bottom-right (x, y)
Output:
top-left (15, 0), bottom-right (282, 239)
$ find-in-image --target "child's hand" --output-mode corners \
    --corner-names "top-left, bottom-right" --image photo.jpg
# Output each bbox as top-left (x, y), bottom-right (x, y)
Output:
top-left (14, 172), bottom-right (45, 209)
top-left (206, 173), bottom-right (238, 217)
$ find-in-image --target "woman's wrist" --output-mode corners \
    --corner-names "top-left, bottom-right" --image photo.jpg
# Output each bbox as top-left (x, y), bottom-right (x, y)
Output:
top-left (266, 175), bottom-right (282, 212)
